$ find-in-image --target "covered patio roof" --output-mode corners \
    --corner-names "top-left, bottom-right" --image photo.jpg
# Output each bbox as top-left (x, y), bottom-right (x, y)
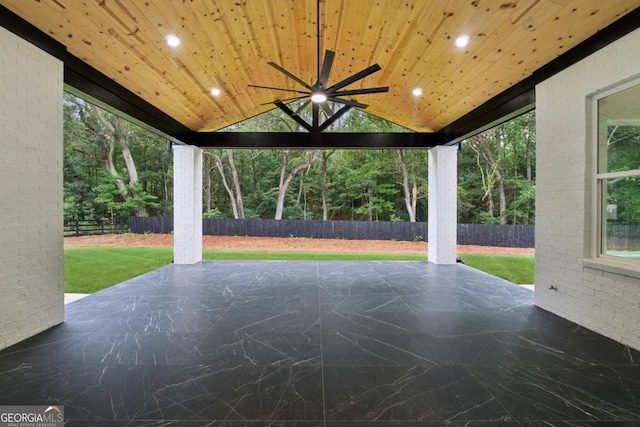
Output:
top-left (2, 1), bottom-right (640, 147)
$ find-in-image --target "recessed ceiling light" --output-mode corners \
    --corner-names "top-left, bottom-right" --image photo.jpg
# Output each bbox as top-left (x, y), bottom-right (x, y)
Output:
top-left (412, 88), bottom-right (423, 97)
top-left (310, 92), bottom-right (327, 103)
top-left (455, 35), bottom-right (470, 48)
top-left (210, 88), bottom-right (221, 96)
top-left (166, 35), bottom-right (180, 47)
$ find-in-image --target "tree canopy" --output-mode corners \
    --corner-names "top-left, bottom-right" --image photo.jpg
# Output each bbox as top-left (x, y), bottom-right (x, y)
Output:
top-left (63, 94), bottom-right (536, 224)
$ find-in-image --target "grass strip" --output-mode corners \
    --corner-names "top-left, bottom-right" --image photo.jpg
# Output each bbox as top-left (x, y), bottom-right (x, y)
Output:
top-left (458, 254), bottom-right (534, 284)
top-left (64, 247), bottom-right (534, 294)
top-left (202, 250), bottom-right (427, 262)
top-left (64, 247), bottom-right (173, 293)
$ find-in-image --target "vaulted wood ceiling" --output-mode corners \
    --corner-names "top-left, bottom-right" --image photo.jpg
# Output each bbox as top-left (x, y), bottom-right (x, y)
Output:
top-left (3, 0), bottom-right (640, 134)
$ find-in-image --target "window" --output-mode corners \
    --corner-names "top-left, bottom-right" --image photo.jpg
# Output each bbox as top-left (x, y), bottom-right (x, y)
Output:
top-left (595, 81), bottom-right (640, 260)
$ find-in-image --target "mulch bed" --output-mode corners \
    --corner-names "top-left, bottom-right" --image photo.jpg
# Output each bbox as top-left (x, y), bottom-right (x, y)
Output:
top-left (64, 233), bottom-right (535, 256)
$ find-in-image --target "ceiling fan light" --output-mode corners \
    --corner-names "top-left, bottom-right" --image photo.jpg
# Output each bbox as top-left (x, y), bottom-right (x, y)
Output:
top-left (311, 92), bottom-right (327, 103)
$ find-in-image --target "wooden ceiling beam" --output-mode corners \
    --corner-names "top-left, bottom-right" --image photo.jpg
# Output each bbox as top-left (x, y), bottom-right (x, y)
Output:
top-left (184, 132), bottom-right (444, 150)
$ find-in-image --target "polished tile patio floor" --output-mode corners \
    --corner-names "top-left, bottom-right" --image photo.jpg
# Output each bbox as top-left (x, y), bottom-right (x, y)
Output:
top-left (1, 261), bottom-right (639, 426)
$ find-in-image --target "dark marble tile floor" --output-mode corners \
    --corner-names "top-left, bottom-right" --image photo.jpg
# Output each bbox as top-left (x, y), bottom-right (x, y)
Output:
top-left (1, 261), bottom-right (639, 426)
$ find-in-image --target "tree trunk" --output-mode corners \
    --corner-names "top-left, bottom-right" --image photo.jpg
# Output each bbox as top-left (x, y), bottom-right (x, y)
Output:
top-left (495, 169), bottom-right (507, 224)
top-left (296, 174), bottom-right (303, 206)
top-left (398, 150), bottom-right (416, 222)
top-left (525, 138), bottom-right (533, 182)
top-left (321, 150), bottom-right (335, 221)
top-left (227, 151), bottom-right (244, 218)
top-left (204, 154), bottom-right (212, 213)
top-left (275, 150), bottom-right (290, 220)
top-left (411, 178), bottom-right (417, 220)
top-left (104, 144), bottom-right (128, 201)
top-left (486, 190), bottom-right (495, 218)
top-left (467, 132), bottom-right (507, 223)
top-left (213, 153), bottom-right (239, 219)
top-left (275, 150), bottom-right (319, 220)
top-left (91, 105), bottom-right (148, 217)
top-left (117, 134), bottom-right (149, 217)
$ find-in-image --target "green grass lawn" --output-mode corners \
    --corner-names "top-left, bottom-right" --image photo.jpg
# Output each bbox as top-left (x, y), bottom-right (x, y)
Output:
top-left (458, 254), bottom-right (535, 284)
top-left (64, 247), bottom-right (534, 294)
top-left (64, 247), bottom-right (173, 293)
top-left (202, 250), bottom-right (428, 262)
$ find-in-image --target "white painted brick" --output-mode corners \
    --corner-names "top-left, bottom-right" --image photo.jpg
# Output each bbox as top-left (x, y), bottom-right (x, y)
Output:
top-left (428, 145), bottom-right (457, 264)
top-left (535, 27), bottom-right (640, 351)
top-left (173, 145), bottom-right (203, 264)
top-left (0, 28), bottom-right (64, 351)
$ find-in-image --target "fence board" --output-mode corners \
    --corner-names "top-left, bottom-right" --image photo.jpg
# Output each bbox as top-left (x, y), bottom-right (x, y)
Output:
top-left (129, 217), bottom-right (534, 247)
top-left (64, 218), bottom-right (128, 236)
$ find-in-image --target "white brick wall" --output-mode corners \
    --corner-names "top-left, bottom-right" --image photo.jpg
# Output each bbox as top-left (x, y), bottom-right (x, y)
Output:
top-left (536, 27), bottom-right (640, 351)
top-left (428, 145), bottom-right (457, 264)
top-left (0, 28), bottom-right (64, 350)
top-left (173, 145), bottom-right (203, 264)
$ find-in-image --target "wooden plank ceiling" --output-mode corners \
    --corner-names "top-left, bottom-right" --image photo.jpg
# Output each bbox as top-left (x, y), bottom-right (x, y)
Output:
top-left (3, 0), bottom-right (640, 133)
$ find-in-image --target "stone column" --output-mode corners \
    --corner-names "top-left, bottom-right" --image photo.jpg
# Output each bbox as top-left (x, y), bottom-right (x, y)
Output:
top-left (173, 145), bottom-right (203, 264)
top-left (428, 145), bottom-right (458, 264)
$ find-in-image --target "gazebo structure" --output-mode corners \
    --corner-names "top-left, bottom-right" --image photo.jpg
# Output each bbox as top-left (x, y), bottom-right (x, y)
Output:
top-left (2, 2), bottom-right (640, 421)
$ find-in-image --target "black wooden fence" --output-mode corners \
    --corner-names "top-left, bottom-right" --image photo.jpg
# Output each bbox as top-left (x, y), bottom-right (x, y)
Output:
top-left (606, 225), bottom-right (640, 251)
top-left (64, 218), bottom-right (129, 236)
top-left (128, 217), bottom-right (535, 248)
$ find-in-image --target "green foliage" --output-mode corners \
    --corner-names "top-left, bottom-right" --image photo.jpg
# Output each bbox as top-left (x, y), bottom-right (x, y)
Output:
top-left (94, 175), bottom-right (159, 219)
top-left (63, 93), bottom-right (173, 219)
top-left (203, 208), bottom-right (224, 219)
top-left (458, 111), bottom-right (536, 224)
top-left (603, 125), bottom-right (640, 225)
top-left (65, 91), bottom-right (537, 225)
top-left (606, 176), bottom-right (640, 225)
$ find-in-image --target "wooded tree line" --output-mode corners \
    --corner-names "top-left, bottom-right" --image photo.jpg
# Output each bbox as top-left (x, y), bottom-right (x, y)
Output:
top-left (63, 93), bottom-right (535, 224)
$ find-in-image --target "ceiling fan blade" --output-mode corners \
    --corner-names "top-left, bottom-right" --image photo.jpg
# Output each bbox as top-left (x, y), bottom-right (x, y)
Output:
top-left (318, 104), bottom-right (353, 132)
top-left (321, 101), bottom-right (333, 117)
top-left (294, 99), bottom-right (311, 115)
top-left (318, 50), bottom-right (335, 87)
top-left (330, 97), bottom-right (369, 109)
top-left (259, 96), bottom-right (307, 106)
top-left (248, 84), bottom-right (309, 95)
top-left (268, 62), bottom-right (312, 90)
top-left (327, 64), bottom-right (382, 92)
top-left (275, 101), bottom-right (313, 132)
top-left (334, 86), bottom-right (389, 97)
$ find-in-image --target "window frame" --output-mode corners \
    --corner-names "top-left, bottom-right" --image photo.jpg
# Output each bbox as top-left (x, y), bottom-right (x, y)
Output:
top-left (591, 76), bottom-right (640, 267)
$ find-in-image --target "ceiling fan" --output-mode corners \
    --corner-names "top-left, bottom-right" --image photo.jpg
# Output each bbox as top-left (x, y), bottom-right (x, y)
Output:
top-left (248, 0), bottom-right (389, 132)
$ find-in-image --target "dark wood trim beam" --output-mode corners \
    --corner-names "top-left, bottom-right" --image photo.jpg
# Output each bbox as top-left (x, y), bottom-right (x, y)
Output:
top-left (318, 105), bottom-right (352, 132)
top-left (439, 86), bottom-right (535, 145)
top-left (1, 6), bottom-right (192, 143)
top-left (0, 5), bottom-right (66, 59)
top-left (64, 54), bottom-right (192, 140)
top-left (184, 132), bottom-right (444, 150)
top-left (274, 101), bottom-right (313, 132)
